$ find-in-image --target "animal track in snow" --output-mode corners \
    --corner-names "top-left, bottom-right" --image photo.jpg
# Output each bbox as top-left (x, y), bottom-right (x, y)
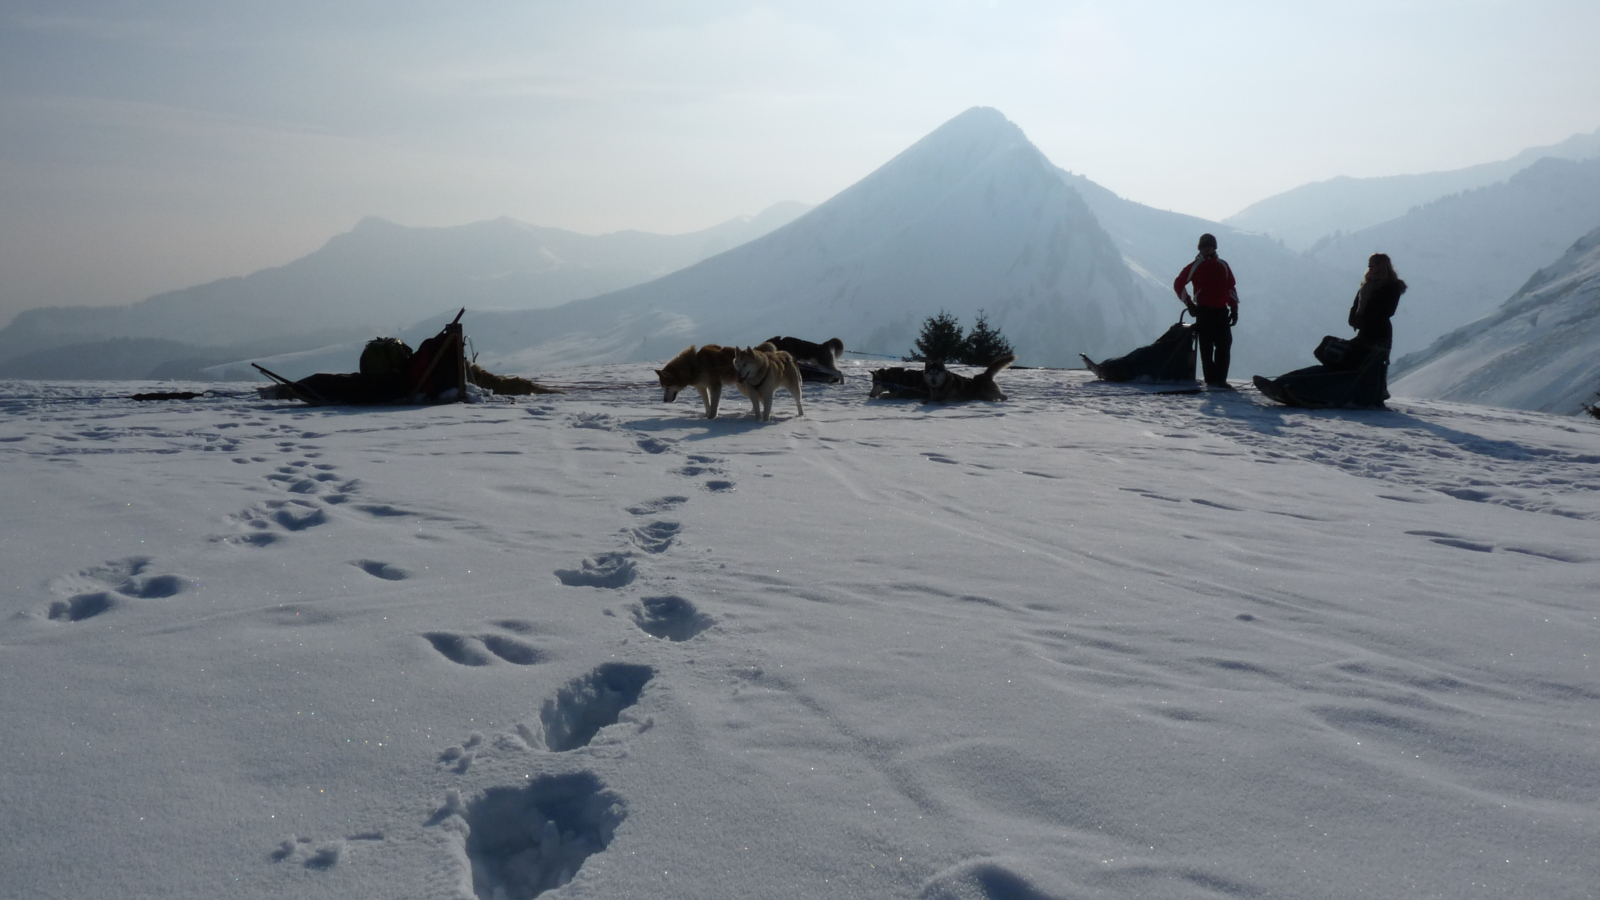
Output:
top-left (627, 521), bottom-right (680, 553)
top-left (553, 553), bottom-right (637, 588)
top-left (676, 453), bottom-right (725, 477)
top-left (631, 596), bottom-right (714, 642)
top-left (46, 556), bottom-right (188, 621)
top-left (626, 496), bottom-right (687, 516)
top-left (270, 835), bottom-right (345, 870)
top-left (226, 499), bottom-right (328, 543)
top-left (270, 832), bottom-right (379, 869)
top-left (521, 663), bottom-right (654, 752)
top-left (354, 560), bottom-right (408, 581)
top-left (265, 460), bottom-right (342, 495)
top-left (703, 480), bottom-right (735, 493)
top-left (438, 731), bottom-right (486, 773)
top-left (568, 412), bottom-right (616, 430)
top-left (635, 437), bottom-right (674, 454)
top-left (425, 631), bottom-right (548, 667)
top-left (453, 773), bottom-right (625, 900)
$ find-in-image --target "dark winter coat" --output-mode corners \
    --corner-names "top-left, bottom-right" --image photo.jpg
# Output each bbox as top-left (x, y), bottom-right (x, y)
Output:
top-left (1347, 278), bottom-right (1406, 349)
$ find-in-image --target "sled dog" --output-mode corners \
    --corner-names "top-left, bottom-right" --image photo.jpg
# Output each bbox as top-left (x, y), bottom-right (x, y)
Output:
top-left (924, 354), bottom-right (1016, 402)
top-left (868, 366), bottom-right (930, 400)
top-left (733, 343), bottom-right (805, 421)
top-left (655, 344), bottom-right (749, 419)
top-left (764, 336), bottom-right (844, 370)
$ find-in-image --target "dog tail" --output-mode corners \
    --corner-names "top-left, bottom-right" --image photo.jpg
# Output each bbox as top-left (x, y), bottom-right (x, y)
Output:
top-left (823, 337), bottom-right (845, 356)
top-left (982, 353), bottom-right (1016, 378)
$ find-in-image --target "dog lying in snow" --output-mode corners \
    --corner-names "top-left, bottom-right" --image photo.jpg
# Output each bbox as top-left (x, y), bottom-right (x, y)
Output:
top-left (764, 336), bottom-right (845, 382)
top-left (925, 354), bottom-right (1016, 402)
top-left (869, 355), bottom-right (1016, 402)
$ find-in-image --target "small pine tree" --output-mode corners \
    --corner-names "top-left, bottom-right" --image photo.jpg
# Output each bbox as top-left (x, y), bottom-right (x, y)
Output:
top-left (960, 309), bottom-right (1015, 365)
top-left (909, 310), bottom-right (966, 363)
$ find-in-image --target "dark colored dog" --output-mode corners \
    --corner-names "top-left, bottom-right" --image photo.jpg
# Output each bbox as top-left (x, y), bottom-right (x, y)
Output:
top-left (764, 336), bottom-right (845, 383)
top-left (924, 354), bottom-right (1016, 402)
top-left (869, 366), bottom-right (930, 399)
top-left (764, 336), bottom-right (844, 369)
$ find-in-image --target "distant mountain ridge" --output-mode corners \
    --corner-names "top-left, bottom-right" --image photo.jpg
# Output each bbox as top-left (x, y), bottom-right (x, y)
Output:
top-left (0, 202), bottom-right (809, 378)
top-left (1392, 224), bottom-right (1600, 415)
top-left (1225, 126), bottom-right (1600, 250)
top-left (399, 108), bottom-right (1167, 374)
top-left (222, 108), bottom-right (1365, 382)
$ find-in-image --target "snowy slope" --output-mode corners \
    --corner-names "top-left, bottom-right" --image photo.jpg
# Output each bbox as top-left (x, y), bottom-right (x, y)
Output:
top-left (1307, 156), bottom-right (1600, 358)
top-left (433, 108), bottom-right (1164, 374)
top-left (1225, 126), bottom-right (1600, 250)
top-left (1392, 225), bottom-right (1600, 414)
top-left (0, 203), bottom-right (810, 373)
top-left (2, 369), bottom-right (1597, 900)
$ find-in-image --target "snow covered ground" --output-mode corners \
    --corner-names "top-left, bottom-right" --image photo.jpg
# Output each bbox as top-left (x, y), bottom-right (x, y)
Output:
top-left (3, 363), bottom-right (1598, 900)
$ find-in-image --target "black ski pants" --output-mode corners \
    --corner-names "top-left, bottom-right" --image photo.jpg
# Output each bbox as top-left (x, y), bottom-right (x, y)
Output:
top-left (1193, 307), bottom-right (1232, 385)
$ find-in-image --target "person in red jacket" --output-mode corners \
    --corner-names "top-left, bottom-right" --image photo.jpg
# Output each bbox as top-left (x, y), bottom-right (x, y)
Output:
top-left (1173, 233), bottom-right (1239, 386)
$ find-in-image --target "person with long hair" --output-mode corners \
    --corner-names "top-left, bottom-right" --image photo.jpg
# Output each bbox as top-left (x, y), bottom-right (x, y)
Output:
top-left (1348, 252), bottom-right (1407, 355)
top-left (1252, 253), bottom-right (1405, 408)
top-left (1172, 233), bottom-right (1239, 386)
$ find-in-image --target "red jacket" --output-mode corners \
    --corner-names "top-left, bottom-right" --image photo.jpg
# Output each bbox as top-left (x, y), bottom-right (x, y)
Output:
top-left (1173, 255), bottom-right (1238, 310)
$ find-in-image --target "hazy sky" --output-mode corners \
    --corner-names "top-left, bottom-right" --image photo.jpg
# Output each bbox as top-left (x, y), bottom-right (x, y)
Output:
top-left (3, 0), bottom-right (1598, 324)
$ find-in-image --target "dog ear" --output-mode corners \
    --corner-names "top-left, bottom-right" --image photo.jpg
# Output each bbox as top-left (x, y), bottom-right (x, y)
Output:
top-left (652, 368), bottom-right (661, 375)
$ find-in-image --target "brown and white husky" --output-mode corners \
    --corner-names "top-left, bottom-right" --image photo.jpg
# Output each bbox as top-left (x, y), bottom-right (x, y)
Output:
top-left (732, 343), bottom-right (805, 421)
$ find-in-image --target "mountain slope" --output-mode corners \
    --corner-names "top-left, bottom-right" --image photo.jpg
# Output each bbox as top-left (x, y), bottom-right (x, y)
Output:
top-left (1306, 156), bottom-right (1600, 357)
top-left (1059, 171), bottom-right (1352, 377)
top-left (438, 108), bottom-right (1166, 373)
top-left (1225, 126), bottom-right (1600, 249)
top-left (0, 203), bottom-right (810, 374)
top-left (1392, 225), bottom-right (1600, 415)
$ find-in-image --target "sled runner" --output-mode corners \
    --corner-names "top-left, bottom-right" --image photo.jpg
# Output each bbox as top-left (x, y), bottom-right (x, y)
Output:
top-left (1080, 311), bottom-right (1197, 383)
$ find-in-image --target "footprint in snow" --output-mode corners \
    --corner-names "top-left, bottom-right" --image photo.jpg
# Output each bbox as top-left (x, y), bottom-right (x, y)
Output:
top-left (553, 553), bottom-right (637, 588)
top-left (353, 560), bottom-right (408, 581)
top-left (439, 773), bottom-right (624, 900)
top-left (631, 596), bottom-right (714, 642)
top-left (626, 496), bottom-right (687, 516)
top-left (221, 499), bottom-right (327, 545)
top-left (424, 631), bottom-right (548, 667)
top-left (627, 521), bottom-right (680, 554)
top-left (517, 663), bottom-right (654, 752)
top-left (270, 832), bottom-right (380, 869)
top-left (45, 556), bottom-right (189, 622)
top-left (704, 480), bottom-right (736, 493)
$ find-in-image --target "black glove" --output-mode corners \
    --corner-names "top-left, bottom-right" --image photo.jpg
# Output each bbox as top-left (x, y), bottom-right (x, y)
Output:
top-left (1184, 300), bottom-right (1199, 316)
top-left (1227, 307), bottom-right (1238, 327)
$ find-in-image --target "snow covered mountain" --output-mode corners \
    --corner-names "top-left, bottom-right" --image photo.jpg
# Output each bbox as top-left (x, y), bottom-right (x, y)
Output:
top-left (1306, 156), bottom-right (1600, 358)
top-left (1392, 224), bottom-right (1600, 415)
top-left (1225, 126), bottom-right (1600, 250)
top-left (0, 203), bottom-right (809, 378)
top-left (432, 109), bottom-right (1171, 374)
top-left (228, 108), bottom-right (1358, 382)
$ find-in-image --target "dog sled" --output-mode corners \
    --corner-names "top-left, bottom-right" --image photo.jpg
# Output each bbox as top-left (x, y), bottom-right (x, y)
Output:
top-left (256, 309), bottom-right (559, 406)
top-left (1252, 336), bottom-right (1390, 409)
top-left (1080, 311), bottom-right (1197, 383)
